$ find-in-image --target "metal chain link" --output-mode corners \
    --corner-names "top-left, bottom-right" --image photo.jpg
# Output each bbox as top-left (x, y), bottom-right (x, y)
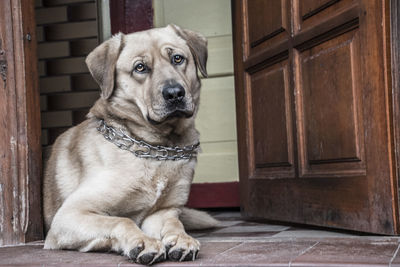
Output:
top-left (96, 119), bottom-right (200, 161)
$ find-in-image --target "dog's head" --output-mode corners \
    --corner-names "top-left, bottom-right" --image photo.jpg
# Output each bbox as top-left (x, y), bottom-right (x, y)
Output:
top-left (86, 25), bottom-right (207, 125)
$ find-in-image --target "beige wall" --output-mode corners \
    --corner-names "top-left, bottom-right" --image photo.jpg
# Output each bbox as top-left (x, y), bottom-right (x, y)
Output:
top-left (153, 0), bottom-right (239, 183)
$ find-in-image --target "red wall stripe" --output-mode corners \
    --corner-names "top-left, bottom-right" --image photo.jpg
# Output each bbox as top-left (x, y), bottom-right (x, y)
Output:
top-left (186, 182), bottom-right (240, 208)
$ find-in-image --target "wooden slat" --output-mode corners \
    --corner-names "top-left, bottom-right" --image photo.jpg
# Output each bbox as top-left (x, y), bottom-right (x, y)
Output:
top-left (37, 41), bottom-right (70, 59)
top-left (36, 26), bottom-right (44, 42)
top-left (40, 76), bottom-right (71, 93)
top-left (68, 3), bottom-right (97, 21)
top-left (38, 60), bottom-right (46, 76)
top-left (41, 111), bottom-right (73, 128)
top-left (72, 108), bottom-right (89, 123)
top-left (44, 21), bottom-right (97, 41)
top-left (35, 6), bottom-right (68, 25)
top-left (35, 0), bottom-right (43, 7)
top-left (46, 57), bottom-right (88, 75)
top-left (47, 127), bottom-right (69, 144)
top-left (41, 129), bottom-right (49, 146)
top-left (70, 38), bottom-right (97, 56)
top-left (41, 110), bottom-right (88, 129)
top-left (40, 95), bottom-right (47, 111)
top-left (71, 74), bottom-right (98, 90)
top-left (46, 91), bottom-right (99, 110)
top-left (42, 145), bottom-right (53, 164)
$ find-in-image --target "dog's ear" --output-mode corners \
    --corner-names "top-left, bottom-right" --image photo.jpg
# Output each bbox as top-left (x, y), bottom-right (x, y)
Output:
top-left (169, 24), bottom-right (208, 78)
top-left (85, 33), bottom-right (124, 99)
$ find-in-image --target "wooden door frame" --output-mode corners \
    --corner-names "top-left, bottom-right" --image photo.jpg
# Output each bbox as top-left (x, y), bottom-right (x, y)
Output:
top-left (0, 0), bottom-right (42, 245)
top-left (390, 0), bottom-right (400, 222)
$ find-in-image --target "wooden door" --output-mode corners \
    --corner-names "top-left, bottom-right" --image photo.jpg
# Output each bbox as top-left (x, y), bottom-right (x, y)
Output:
top-left (0, 0), bottom-right (42, 244)
top-left (232, 0), bottom-right (399, 234)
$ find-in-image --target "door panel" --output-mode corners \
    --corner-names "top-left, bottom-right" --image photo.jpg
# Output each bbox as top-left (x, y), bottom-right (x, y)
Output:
top-left (249, 60), bottom-right (295, 179)
top-left (300, 0), bottom-right (340, 20)
top-left (302, 39), bottom-right (357, 162)
top-left (295, 0), bottom-right (357, 33)
top-left (246, 0), bottom-right (289, 58)
top-left (233, 0), bottom-right (398, 234)
top-left (247, 0), bottom-right (284, 46)
top-left (296, 29), bottom-right (365, 177)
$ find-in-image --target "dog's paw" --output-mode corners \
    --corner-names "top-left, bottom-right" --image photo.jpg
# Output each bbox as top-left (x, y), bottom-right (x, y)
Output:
top-left (125, 236), bottom-right (166, 265)
top-left (162, 233), bottom-right (200, 261)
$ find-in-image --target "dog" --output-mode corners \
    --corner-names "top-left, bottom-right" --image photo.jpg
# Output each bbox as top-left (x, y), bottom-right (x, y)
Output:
top-left (43, 24), bottom-right (219, 265)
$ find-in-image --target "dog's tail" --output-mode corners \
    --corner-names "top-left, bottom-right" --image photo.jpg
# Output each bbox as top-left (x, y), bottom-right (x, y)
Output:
top-left (180, 207), bottom-right (220, 230)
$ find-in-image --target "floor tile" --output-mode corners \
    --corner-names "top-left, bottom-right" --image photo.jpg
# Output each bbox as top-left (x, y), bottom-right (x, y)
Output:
top-left (208, 231), bottom-right (280, 239)
top-left (0, 245), bottom-right (124, 266)
top-left (212, 211), bottom-right (242, 221)
top-left (386, 242), bottom-right (400, 266)
top-left (214, 225), bottom-right (290, 233)
top-left (291, 238), bottom-right (399, 266)
top-left (208, 241), bottom-right (317, 266)
top-left (272, 229), bottom-right (355, 238)
top-left (218, 220), bottom-right (243, 227)
top-left (234, 221), bottom-right (275, 227)
top-left (1, 211), bottom-right (400, 266)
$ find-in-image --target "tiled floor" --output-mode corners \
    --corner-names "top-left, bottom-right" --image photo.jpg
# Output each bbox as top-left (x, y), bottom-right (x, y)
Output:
top-left (1, 211), bottom-right (400, 266)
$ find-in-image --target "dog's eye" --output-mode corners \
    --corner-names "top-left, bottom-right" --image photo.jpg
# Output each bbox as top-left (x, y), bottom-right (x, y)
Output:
top-left (172, 55), bottom-right (185, 65)
top-left (134, 63), bottom-right (147, 73)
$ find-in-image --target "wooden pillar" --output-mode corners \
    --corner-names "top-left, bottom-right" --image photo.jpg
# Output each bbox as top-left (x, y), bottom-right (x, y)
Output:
top-left (0, 0), bottom-right (43, 245)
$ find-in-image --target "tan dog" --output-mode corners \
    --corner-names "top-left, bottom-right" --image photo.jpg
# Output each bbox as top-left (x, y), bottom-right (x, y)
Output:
top-left (43, 25), bottom-right (219, 265)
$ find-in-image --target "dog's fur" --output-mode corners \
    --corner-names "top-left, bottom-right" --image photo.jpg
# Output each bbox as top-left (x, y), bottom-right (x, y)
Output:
top-left (43, 25), bottom-right (219, 265)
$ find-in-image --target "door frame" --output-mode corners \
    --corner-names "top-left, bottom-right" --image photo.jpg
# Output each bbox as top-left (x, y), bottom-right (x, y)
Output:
top-left (390, 0), bottom-right (400, 221)
top-left (0, 0), bottom-right (42, 245)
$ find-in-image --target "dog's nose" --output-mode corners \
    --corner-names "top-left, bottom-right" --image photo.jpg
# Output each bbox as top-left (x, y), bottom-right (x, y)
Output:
top-left (162, 84), bottom-right (185, 102)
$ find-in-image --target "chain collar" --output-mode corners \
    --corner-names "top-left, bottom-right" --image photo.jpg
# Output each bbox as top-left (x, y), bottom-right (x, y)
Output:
top-left (96, 119), bottom-right (200, 161)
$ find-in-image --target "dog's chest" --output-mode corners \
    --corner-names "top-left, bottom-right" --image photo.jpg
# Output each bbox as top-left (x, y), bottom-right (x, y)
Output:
top-left (109, 159), bottom-right (194, 220)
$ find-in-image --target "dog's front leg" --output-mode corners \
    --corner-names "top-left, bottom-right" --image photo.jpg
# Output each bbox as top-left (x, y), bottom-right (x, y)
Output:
top-left (141, 208), bottom-right (200, 261)
top-left (45, 203), bottom-right (166, 265)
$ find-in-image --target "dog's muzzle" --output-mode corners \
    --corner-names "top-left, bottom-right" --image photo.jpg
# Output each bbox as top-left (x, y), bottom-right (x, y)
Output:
top-left (162, 83), bottom-right (185, 104)
top-left (161, 83), bottom-right (193, 119)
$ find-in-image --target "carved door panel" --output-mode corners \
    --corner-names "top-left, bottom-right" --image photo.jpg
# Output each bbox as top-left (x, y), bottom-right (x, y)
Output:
top-left (233, 0), bottom-right (398, 234)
